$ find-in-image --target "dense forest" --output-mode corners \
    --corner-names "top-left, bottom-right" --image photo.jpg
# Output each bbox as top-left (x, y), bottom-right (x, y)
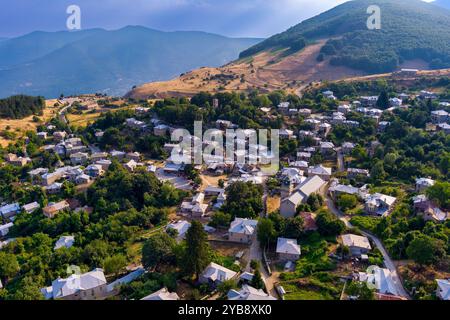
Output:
top-left (240, 0), bottom-right (450, 73)
top-left (0, 95), bottom-right (45, 119)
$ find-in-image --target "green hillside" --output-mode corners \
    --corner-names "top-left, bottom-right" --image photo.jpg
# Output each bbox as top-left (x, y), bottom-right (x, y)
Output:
top-left (240, 0), bottom-right (450, 73)
top-left (0, 26), bottom-right (262, 98)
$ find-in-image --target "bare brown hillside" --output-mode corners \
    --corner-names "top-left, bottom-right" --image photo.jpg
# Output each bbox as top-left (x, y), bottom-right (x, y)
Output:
top-left (126, 40), bottom-right (367, 99)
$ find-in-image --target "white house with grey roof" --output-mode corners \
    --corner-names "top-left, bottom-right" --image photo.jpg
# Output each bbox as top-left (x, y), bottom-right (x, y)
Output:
top-left (199, 262), bottom-right (237, 287)
top-left (341, 234), bottom-right (371, 256)
top-left (228, 218), bottom-right (258, 244)
top-left (365, 193), bottom-right (397, 216)
top-left (141, 287), bottom-right (180, 300)
top-left (54, 235), bottom-right (75, 250)
top-left (228, 284), bottom-right (276, 301)
top-left (276, 237), bottom-right (301, 262)
top-left (415, 178), bottom-right (435, 193)
top-left (358, 267), bottom-right (399, 296)
top-left (436, 279), bottom-right (450, 300)
top-left (166, 220), bottom-right (191, 241)
top-left (280, 175), bottom-right (327, 218)
top-left (308, 165), bottom-right (332, 181)
top-left (41, 268), bottom-right (107, 300)
top-left (0, 222), bottom-right (13, 237)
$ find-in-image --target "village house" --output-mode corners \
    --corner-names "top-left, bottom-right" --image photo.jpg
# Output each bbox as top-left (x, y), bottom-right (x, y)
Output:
top-left (126, 118), bottom-right (147, 130)
top-left (124, 159), bottom-right (139, 172)
top-left (94, 131), bottom-right (104, 140)
top-left (45, 182), bottom-right (63, 194)
top-left (341, 234), bottom-right (371, 256)
top-left (419, 90), bottom-right (438, 100)
top-left (54, 235), bottom-right (75, 250)
top-left (90, 152), bottom-right (108, 162)
top-left (199, 262), bottom-right (237, 287)
top-left (305, 118), bottom-right (321, 131)
top-left (28, 168), bottom-right (49, 182)
top-left (110, 150), bottom-right (126, 160)
top-left (297, 152), bottom-right (312, 161)
top-left (413, 195), bottom-right (448, 223)
top-left (216, 119), bottom-right (236, 130)
top-left (288, 108), bottom-right (298, 117)
top-left (135, 106), bottom-right (151, 114)
top-left (0, 222), bottom-right (14, 237)
top-left (37, 131), bottom-right (48, 140)
top-left (0, 203), bottom-right (21, 219)
top-left (436, 279), bottom-right (450, 300)
top-left (228, 285), bottom-right (276, 301)
top-left (85, 164), bottom-right (105, 177)
top-left (360, 96), bottom-right (378, 107)
top-left (5, 153), bottom-right (31, 167)
top-left (431, 110), bottom-right (449, 124)
top-left (320, 141), bottom-right (335, 156)
top-left (358, 267), bottom-right (399, 297)
top-left (75, 174), bottom-right (91, 185)
top-left (332, 112), bottom-right (346, 125)
top-left (378, 121), bottom-right (390, 132)
top-left (415, 177), bottom-right (435, 193)
top-left (65, 145), bottom-right (88, 156)
top-left (204, 186), bottom-right (225, 197)
top-left (141, 287), bottom-right (180, 300)
top-left (166, 220), bottom-right (191, 241)
top-left (322, 90), bottom-right (336, 100)
top-left (437, 122), bottom-right (450, 134)
top-left (389, 97), bottom-right (402, 107)
top-left (298, 108), bottom-right (312, 117)
top-left (41, 268), bottom-right (107, 300)
top-left (70, 152), bottom-right (89, 165)
top-left (329, 181), bottom-right (367, 200)
top-left (277, 102), bottom-right (290, 114)
top-left (95, 160), bottom-right (112, 171)
top-left (319, 123), bottom-right (332, 137)
top-left (66, 137), bottom-right (83, 146)
top-left (279, 129), bottom-right (295, 140)
top-left (126, 152), bottom-right (141, 162)
top-left (280, 175), bottom-right (327, 218)
top-left (43, 200), bottom-right (70, 218)
top-left (365, 193), bottom-right (397, 216)
top-left (163, 162), bottom-right (185, 175)
top-left (41, 171), bottom-right (64, 186)
top-left (180, 193), bottom-right (208, 217)
top-left (276, 237), bottom-right (301, 262)
top-left (53, 131), bottom-right (67, 141)
top-left (22, 201), bottom-right (40, 214)
top-left (347, 168), bottom-right (370, 179)
top-left (228, 218), bottom-right (258, 244)
top-left (153, 124), bottom-right (170, 136)
top-left (308, 165), bottom-right (332, 181)
top-left (338, 104), bottom-right (351, 114)
top-left (289, 160), bottom-right (309, 171)
top-left (342, 142), bottom-right (356, 155)
top-left (343, 120), bottom-right (360, 128)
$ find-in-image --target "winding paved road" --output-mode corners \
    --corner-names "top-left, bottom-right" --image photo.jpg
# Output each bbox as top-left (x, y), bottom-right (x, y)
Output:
top-left (325, 193), bottom-right (410, 299)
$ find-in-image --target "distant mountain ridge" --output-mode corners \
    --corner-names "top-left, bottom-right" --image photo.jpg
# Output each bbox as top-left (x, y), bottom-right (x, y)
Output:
top-left (127, 0), bottom-right (450, 99)
top-left (0, 26), bottom-right (262, 98)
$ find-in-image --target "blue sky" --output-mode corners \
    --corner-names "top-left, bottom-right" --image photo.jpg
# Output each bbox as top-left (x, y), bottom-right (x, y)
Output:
top-left (0, 0), bottom-right (436, 38)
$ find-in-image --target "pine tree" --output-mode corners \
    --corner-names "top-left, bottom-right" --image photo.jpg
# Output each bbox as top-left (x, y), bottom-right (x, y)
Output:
top-left (376, 90), bottom-right (389, 109)
top-left (184, 220), bottom-right (211, 280)
top-left (251, 269), bottom-right (265, 290)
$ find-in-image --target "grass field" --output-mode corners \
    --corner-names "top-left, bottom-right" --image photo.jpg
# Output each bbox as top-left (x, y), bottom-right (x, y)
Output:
top-left (0, 99), bottom-right (59, 147)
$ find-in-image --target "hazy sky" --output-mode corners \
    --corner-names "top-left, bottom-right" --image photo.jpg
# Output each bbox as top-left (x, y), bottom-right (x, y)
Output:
top-left (0, 0), bottom-right (436, 38)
